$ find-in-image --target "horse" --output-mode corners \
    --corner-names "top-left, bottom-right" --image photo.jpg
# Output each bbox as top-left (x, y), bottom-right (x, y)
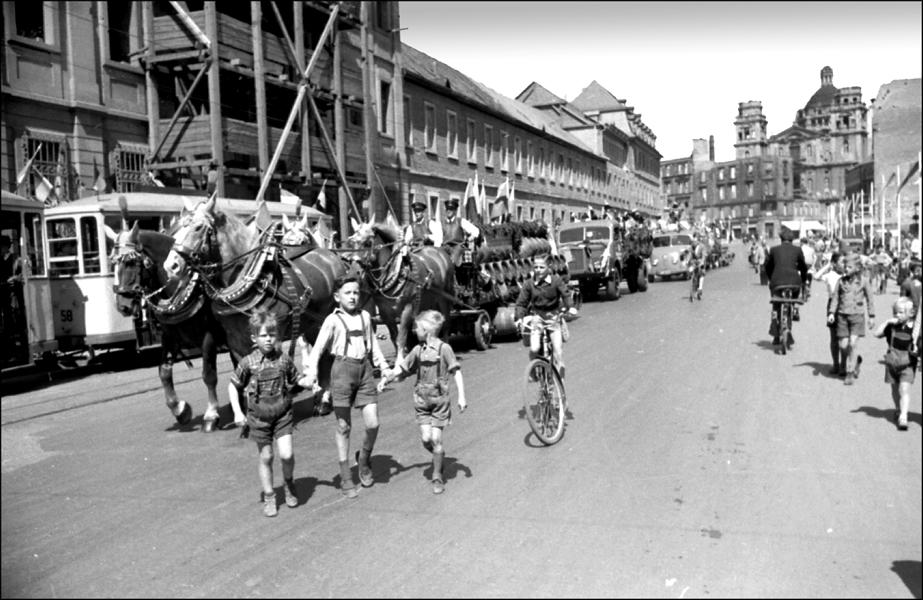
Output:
top-left (107, 220), bottom-right (229, 432)
top-left (163, 196), bottom-right (349, 414)
top-left (346, 219), bottom-right (455, 365)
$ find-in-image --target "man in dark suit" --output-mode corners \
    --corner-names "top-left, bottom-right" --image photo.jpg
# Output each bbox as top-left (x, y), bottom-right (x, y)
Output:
top-left (764, 227), bottom-right (808, 344)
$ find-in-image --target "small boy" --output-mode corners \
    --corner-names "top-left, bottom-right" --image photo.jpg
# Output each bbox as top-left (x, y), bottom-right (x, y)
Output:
top-left (377, 310), bottom-right (467, 494)
top-left (303, 276), bottom-right (392, 498)
top-left (828, 252), bottom-right (875, 385)
top-left (872, 297), bottom-right (917, 431)
top-left (228, 310), bottom-right (312, 517)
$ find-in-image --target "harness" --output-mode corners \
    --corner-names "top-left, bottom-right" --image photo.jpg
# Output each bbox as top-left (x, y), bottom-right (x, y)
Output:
top-left (414, 340), bottom-right (446, 400)
top-left (333, 311), bottom-right (372, 362)
top-left (246, 353), bottom-right (293, 421)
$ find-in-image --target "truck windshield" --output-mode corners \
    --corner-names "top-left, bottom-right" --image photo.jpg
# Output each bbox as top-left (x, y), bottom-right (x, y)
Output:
top-left (559, 226), bottom-right (609, 244)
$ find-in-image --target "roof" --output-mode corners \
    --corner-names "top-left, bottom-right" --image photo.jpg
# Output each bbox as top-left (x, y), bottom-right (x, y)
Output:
top-left (571, 80), bottom-right (627, 113)
top-left (1, 190), bottom-right (43, 210)
top-left (401, 43), bottom-right (598, 157)
top-left (516, 82), bottom-right (567, 107)
top-left (804, 84), bottom-right (838, 110)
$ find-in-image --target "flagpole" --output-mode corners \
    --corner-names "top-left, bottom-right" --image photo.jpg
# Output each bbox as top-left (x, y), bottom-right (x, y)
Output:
top-left (859, 189), bottom-right (865, 243)
top-left (869, 180), bottom-right (875, 246)
top-left (918, 150), bottom-right (922, 247)
top-left (881, 173), bottom-right (886, 248)
top-left (896, 164), bottom-right (901, 253)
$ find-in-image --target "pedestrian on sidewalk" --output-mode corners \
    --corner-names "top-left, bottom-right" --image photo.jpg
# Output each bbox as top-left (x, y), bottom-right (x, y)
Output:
top-left (228, 310), bottom-right (313, 517)
top-left (828, 252), bottom-right (876, 385)
top-left (377, 310), bottom-right (468, 495)
top-left (816, 252), bottom-right (846, 375)
top-left (871, 296), bottom-right (917, 431)
top-left (302, 276), bottom-right (393, 498)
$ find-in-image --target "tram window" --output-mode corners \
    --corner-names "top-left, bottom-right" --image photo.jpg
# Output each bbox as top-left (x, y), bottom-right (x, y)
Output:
top-left (25, 213), bottom-right (45, 276)
top-left (81, 217), bottom-right (101, 274)
top-left (46, 219), bottom-right (79, 276)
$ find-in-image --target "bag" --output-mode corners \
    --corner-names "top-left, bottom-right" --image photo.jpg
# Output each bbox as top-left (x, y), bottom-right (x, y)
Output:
top-left (884, 329), bottom-right (913, 370)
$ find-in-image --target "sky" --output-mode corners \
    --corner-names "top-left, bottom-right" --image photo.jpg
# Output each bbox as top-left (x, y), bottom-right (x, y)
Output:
top-left (399, 1), bottom-right (922, 162)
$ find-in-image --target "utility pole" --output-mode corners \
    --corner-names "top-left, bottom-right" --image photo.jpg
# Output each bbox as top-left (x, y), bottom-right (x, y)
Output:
top-left (360, 1), bottom-right (377, 221)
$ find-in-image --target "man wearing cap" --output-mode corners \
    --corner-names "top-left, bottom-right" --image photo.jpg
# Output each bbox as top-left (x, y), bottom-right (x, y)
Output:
top-left (432, 198), bottom-right (480, 266)
top-left (403, 200), bottom-right (436, 247)
top-left (765, 227), bottom-right (809, 344)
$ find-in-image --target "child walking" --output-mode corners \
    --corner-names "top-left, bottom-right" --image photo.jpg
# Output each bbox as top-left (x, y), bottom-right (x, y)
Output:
top-left (872, 297), bottom-right (918, 431)
top-left (377, 310), bottom-right (468, 494)
top-left (303, 276), bottom-right (392, 498)
top-left (828, 252), bottom-right (876, 385)
top-left (228, 310), bottom-right (313, 517)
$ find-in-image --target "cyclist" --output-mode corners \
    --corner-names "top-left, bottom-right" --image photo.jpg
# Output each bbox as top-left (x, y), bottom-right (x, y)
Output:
top-left (764, 227), bottom-right (808, 345)
top-left (514, 254), bottom-right (578, 379)
top-left (685, 231), bottom-right (707, 300)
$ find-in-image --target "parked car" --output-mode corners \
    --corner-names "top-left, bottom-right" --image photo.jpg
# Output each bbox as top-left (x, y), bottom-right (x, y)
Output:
top-left (557, 220), bottom-right (621, 300)
top-left (650, 232), bottom-right (694, 280)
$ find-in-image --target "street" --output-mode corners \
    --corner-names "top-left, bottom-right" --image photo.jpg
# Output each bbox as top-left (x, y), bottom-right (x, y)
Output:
top-left (2, 244), bottom-right (921, 598)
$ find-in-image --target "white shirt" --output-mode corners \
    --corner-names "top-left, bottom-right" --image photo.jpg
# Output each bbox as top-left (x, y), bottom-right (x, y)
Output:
top-left (431, 217), bottom-right (480, 247)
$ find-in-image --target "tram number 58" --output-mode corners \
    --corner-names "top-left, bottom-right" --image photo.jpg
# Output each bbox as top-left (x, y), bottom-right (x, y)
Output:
top-left (60, 309), bottom-right (74, 322)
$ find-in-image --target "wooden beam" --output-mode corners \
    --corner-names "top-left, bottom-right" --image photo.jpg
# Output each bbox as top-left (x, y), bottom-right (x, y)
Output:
top-left (143, 2), bottom-right (160, 160)
top-left (168, 1), bottom-right (211, 49)
top-left (307, 91), bottom-right (360, 220)
top-left (149, 60), bottom-right (210, 161)
top-left (294, 1), bottom-right (311, 181)
top-left (252, 1), bottom-right (269, 178)
top-left (205, 2), bottom-right (224, 196)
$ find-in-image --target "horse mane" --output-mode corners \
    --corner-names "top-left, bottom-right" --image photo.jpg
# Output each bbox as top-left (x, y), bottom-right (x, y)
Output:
top-left (137, 230), bottom-right (176, 265)
top-left (371, 221), bottom-right (402, 245)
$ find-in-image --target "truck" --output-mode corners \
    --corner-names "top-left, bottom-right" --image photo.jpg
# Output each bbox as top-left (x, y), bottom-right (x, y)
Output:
top-left (556, 219), bottom-right (622, 301)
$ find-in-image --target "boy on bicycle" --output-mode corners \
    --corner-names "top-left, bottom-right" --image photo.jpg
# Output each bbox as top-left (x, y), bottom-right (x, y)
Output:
top-left (514, 255), bottom-right (578, 380)
top-left (687, 232), bottom-right (706, 300)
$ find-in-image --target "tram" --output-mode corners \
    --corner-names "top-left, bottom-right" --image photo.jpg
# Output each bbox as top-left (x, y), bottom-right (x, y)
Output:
top-left (1, 190), bottom-right (57, 371)
top-left (33, 192), bottom-right (328, 362)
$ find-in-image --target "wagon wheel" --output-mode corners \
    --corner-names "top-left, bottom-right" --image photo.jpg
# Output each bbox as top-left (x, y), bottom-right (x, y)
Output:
top-left (473, 310), bottom-right (493, 351)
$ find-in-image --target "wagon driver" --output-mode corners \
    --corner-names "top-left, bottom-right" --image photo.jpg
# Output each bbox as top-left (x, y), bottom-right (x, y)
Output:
top-left (433, 198), bottom-right (480, 266)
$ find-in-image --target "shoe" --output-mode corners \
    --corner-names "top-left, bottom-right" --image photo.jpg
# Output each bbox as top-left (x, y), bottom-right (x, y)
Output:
top-left (263, 492), bottom-right (278, 517)
top-left (897, 415), bottom-right (908, 431)
top-left (341, 484), bottom-right (358, 499)
top-left (284, 480), bottom-right (298, 508)
top-left (239, 423), bottom-right (250, 440)
top-left (787, 332), bottom-right (795, 346)
top-left (432, 478), bottom-right (445, 494)
top-left (854, 355), bottom-right (862, 378)
top-left (696, 290), bottom-right (702, 300)
top-left (828, 366), bottom-right (840, 376)
top-left (356, 450), bottom-right (374, 487)
top-left (844, 373), bottom-right (855, 386)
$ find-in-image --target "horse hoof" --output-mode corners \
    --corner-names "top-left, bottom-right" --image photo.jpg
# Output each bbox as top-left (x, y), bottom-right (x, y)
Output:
top-left (175, 403), bottom-right (193, 425)
top-left (202, 416), bottom-right (220, 433)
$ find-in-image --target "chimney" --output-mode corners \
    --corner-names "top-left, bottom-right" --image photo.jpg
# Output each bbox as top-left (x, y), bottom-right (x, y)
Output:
top-left (709, 135), bottom-right (715, 161)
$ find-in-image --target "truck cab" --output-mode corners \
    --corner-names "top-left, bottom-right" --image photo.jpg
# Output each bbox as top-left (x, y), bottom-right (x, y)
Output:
top-left (556, 220), bottom-right (621, 300)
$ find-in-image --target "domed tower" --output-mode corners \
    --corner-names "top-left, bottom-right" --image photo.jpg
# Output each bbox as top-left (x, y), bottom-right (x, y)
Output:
top-left (795, 66), bottom-right (838, 131)
top-left (734, 101), bottom-right (768, 159)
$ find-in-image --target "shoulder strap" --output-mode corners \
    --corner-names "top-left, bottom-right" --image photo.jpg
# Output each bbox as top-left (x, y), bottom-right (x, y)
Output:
top-left (334, 312), bottom-right (352, 354)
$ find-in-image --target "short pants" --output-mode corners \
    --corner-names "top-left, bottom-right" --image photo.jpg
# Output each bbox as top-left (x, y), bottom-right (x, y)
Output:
top-left (413, 391), bottom-right (451, 427)
top-left (835, 313), bottom-right (866, 338)
top-left (885, 364), bottom-right (917, 385)
top-left (248, 408), bottom-right (293, 446)
top-left (329, 356), bottom-right (378, 409)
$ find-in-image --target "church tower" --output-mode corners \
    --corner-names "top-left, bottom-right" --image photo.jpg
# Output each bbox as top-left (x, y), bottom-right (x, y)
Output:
top-left (734, 101), bottom-right (769, 159)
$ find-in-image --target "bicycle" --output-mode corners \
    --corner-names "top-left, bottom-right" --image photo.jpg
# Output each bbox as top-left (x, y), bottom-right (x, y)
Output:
top-left (770, 284), bottom-right (804, 355)
top-left (518, 311), bottom-right (576, 445)
top-left (688, 263), bottom-right (703, 302)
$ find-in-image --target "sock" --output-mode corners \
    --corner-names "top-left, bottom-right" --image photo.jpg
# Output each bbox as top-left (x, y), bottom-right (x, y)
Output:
top-left (361, 426), bottom-right (379, 461)
top-left (432, 451), bottom-right (444, 481)
top-left (339, 460), bottom-right (354, 489)
top-left (422, 439), bottom-right (434, 453)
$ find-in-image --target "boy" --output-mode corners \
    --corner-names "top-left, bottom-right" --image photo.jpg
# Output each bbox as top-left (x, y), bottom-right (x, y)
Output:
top-left (228, 310), bottom-right (313, 517)
top-left (872, 297), bottom-right (917, 431)
top-left (828, 252), bottom-right (875, 385)
top-left (303, 276), bottom-right (392, 498)
top-left (816, 252), bottom-right (846, 375)
top-left (377, 310), bottom-right (468, 494)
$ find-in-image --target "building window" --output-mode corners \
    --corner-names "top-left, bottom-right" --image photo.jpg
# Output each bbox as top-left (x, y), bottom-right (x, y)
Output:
top-left (108, 3), bottom-right (140, 63)
top-left (484, 125), bottom-right (493, 167)
top-left (514, 136), bottom-right (522, 174)
top-left (527, 140), bottom-right (534, 177)
top-left (466, 119), bottom-right (476, 163)
top-left (424, 103), bottom-right (436, 153)
top-left (20, 133), bottom-right (69, 202)
top-left (730, 184), bottom-right (736, 198)
top-left (446, 110), bottom-right (458, 159)
top-left (500, 131), bottom-right (509, 172)
top-left (378, 79), bottom-right (393, 135)
top-left (403, 95), bottom-right (412, 148)
top-left (557, 154), bottom-right (564, 184)
top-left (374, 2), bottom-right (391, 30)
top-left (13, 0), bottom-right (50, 44)
top-left (843, 138), bottom-right (850, 154)
top-left (718, 168), bottom-right (724, 181)
top-left (747, 182), bottom-right (753, 197)
top-left (539, 146), bottom-right (545, 179)
top-left (429, 194), bottom-right (440, 217)
top-left (113, 144), bottom-right (148, 193)
top-left (730, 166), bottom-right (736, 179)
top-left (719, 186), bottom-right (725, 200)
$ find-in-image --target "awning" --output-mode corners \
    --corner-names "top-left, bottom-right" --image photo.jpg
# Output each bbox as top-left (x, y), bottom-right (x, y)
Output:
top-left (781, 220), bottom-right (826, 232)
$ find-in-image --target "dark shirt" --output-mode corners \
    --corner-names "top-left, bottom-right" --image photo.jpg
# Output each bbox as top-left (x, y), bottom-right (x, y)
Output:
top-left (514, 273), bottom-right (572, 320)
top-left (765, 241), bottom-right (808, 290)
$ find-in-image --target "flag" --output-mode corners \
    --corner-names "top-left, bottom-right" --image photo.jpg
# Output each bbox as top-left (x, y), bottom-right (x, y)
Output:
top-left (34, 171), bottom-right (55, 204)
top-left (492, 178), bottom-right (509, 221)
top-left (898, 159), bottom-right (920, 193)
top-left (463, 178), bottom-right (474, 221)
top-left (16, 144), bottom-right (41, 186)
top-left (316, 217), bottom-right (333, 248)
top-left (317, 179), bottom-right (328, 210)
top-left (471, 172), bottom-right (480, 219)
top-left (479, 181), bottom-right (487, 220)
top-left (882, 170), bottom-right (897, 188)
top-left (148, 171), bottom-right (165, 187)
top-left (509, 181), bottom-right (516, 220)
top-left (92, 165), bottom-right (107, 193)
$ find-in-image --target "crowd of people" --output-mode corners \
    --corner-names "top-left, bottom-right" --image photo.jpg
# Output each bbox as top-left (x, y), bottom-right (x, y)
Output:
top-left (754, 228), bottom-right (921, 430)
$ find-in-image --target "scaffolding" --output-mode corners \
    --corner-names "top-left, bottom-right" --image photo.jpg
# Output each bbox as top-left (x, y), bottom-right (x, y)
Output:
top-left (141, 1), bottom-right (391, 236)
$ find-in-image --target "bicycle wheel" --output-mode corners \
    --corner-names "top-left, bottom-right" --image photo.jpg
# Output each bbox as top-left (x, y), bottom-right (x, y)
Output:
top-left (779, 302), bottom-right (789, 355)
top-left (522, 358), bottom-right (566, 445)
